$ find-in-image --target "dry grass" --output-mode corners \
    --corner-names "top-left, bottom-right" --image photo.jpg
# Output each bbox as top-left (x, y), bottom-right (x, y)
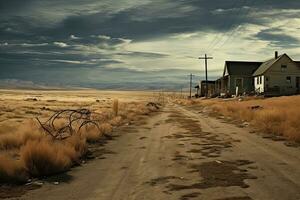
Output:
top-left (20, 137), bottom-right (86, 177)
top-left (80, 125), bottom-right (102, 142)
top-left (110, 116), bottom-right (122, 126)
top-left (99, 123), bottom-right (113, 135)
top-left (0, 90), bottom-right (160, 183)
top-left (0, 155), bottom-right (27, 184)
top-left (0, 134), bottom-right (22, 150)
top-left (0, 120), bottom-right (44, 150)
top-left (179, 96), bottom-right (300, 142)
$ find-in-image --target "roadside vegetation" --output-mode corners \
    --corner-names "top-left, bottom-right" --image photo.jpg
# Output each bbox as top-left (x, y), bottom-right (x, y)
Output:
top-left (174, 95), bottom-right (300, 142)
top-left (0, 96), bottom-right (161, 185)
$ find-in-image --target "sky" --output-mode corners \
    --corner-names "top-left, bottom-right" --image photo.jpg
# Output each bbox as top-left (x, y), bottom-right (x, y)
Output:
top-left (0, 0), bottom-right (300, 89)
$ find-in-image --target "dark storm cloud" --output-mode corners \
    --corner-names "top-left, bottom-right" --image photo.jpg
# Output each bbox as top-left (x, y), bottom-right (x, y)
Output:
top-left (255, 28), bottom-right (300, 47)
top-left (0, 0), bottom-right (300, 89)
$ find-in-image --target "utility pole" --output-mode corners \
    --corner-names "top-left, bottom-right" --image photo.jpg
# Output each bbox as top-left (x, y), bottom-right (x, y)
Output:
top-left (199, 54), bottom-right (213, 98)
top-left (189, 74), bottom-right (192, 99)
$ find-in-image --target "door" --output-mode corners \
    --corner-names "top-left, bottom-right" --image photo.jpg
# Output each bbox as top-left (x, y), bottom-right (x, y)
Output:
top-left (235, 78), bottom-right (243, 94)
top-left (296, 77), bottom-right (300, 93)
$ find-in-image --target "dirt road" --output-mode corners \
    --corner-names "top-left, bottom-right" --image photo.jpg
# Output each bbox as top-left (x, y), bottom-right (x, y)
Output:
top-left (12, 104), bottom-right (300, 200)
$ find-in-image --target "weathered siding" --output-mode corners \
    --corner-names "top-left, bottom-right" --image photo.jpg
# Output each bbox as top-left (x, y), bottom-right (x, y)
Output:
top-left (228, 75), bottom-right (254, 95)
top-left (264, 55), bottom-right (300, 95)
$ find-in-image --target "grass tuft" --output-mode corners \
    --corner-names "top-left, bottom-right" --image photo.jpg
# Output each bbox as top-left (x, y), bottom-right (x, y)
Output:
top-left (99, 123), bottom-right (113, 135)
top-left (0, 155), bottom-right (27, 184)
top-left (21, 139), bottom-right (74, 177)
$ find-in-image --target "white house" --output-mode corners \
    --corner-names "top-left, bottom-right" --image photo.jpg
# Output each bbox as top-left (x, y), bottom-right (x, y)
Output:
top-left (253, 52), bottom-right (300, 96)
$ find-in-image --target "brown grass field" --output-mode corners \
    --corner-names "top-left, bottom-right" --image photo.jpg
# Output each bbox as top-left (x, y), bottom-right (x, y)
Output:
top-left (0, 89), bottom-right (159, 184)
top-left (174, 95), bottom-right (300, 142)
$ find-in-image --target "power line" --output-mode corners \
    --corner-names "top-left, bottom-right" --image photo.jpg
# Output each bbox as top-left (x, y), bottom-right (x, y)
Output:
top-left (207, 0), bottom-right (250, 54)
top-left (213, 0), bottom-right (254, 51)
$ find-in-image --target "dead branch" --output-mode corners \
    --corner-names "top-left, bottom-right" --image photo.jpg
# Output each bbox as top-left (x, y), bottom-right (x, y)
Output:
top-left (36, 109), bottom-right (102, 140)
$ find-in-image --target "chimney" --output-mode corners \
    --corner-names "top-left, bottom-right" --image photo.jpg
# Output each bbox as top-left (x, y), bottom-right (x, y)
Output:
top-left (275, 51), bottom-right (278, 59)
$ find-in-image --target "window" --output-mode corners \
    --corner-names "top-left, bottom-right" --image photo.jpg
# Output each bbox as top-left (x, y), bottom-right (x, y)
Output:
top-left (281, 65), bottom-right (287, 72)
top-left (256, 77), bottom-right (259, 84)
top-left (266, 77), bottom-right (269, 82)
top-left (286, 76), bottom-right (291, 84)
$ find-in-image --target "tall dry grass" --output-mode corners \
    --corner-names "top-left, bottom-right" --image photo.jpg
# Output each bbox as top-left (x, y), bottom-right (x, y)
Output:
top-left (188, 96), bottom-right (300, 141)
top-left (21, 136), bottom-right (86, 177)
top-left (0, 99), bottom-right (158, 183)
top-left (0, 155), bottom-right (27, 183)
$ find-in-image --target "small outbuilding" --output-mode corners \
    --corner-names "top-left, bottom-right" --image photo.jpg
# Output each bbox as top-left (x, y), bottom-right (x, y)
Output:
top-left (196, 80), bottom-right (216, 97)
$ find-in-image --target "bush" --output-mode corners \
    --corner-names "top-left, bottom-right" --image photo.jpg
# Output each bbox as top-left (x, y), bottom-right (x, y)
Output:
top-left (99, 123), bottom-right (113, 135)
top-left (110, 116), bottom-right (122, 126)
top-left (80, 124), bottom-right (102, 142)
top-left (0, 134), bottom-right (22, 150)
top-left (20, 139), bottom-right (74, 177)
top-left (0, 155), bottom-right (27, 184)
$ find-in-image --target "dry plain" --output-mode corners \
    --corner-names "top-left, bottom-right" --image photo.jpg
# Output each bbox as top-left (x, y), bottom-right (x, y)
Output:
top-left (0, 90), bottom-right (300, 200)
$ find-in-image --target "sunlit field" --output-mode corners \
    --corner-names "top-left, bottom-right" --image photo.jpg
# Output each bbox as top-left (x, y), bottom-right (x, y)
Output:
top-left (174, 95), bottom-right (300, 142)
top-left (0, 89), bottom-right (160, 184)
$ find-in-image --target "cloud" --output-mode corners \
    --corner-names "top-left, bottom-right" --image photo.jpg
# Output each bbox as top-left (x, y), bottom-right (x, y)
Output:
top-left (70, 34), bottom-right (80, 40)
top-left (0, 0), bottom-right (300, 89)
top-left (53, 42), bottom-right (68, 48)
top-left (96, 35), bottom-right (111, 40)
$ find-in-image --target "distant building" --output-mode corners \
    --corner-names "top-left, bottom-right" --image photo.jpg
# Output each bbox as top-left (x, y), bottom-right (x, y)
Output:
top-left (195, 80), bottom-right (216, 97)
top-left (253, 52), bottom-right (300, 96)
top-left (216, 52), bottom-right (300, 97)
top-left (219, 61), bottom-right (262, 96)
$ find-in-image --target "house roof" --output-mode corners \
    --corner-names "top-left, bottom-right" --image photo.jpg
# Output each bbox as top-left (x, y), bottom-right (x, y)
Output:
top-left (253, 54), bottom-right (284, 76)
top-left (200, 80), bottom-right (215, 84)
top-left (224, 61), bottom-right (262, 76)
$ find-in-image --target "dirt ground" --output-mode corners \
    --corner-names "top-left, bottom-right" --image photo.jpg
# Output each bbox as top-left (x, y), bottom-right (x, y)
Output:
top-left (5, 101), bottom-right (300, 200)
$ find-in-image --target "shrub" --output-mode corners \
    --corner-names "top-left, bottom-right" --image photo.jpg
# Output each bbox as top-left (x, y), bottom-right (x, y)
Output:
top-left (0, 120), bottom-right (44, 150)
top-left (110, 116), bottom-right (122, 126)
top-left (20, 139), bottom-right (73, 177)
top-left (0, 134), bottom-right (22, 150)
top-left (82, 130), bottom-right (102, 143)
top-left (0, 155), bottom-right (27, 184)
top-left (64, 135), bottom-right (87, 162)
top-left (99, 123), bottom-right (113, 135)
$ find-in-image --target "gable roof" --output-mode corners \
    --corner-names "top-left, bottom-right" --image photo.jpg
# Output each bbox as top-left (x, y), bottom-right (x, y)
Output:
top-left (200, 80), bottom-right (215, 84)
top-left (223, 61), bottom-right (262, 76)
top-left (253, 54), bottom-right (292, 76)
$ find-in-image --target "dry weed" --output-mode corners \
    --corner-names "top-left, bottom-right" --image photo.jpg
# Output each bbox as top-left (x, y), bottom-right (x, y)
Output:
top-left (110, 116), bottom-right (122, 126)
top-left (99, 123), bottom-right (113, 135)
top-left (187, 96), bottom-right (300, 142)
top-left (0, 134), bottom-right (22, 150)
top-left (21, 139), bottom-right (74, 177)
top-left (0, 155), bottom-right (27, 183)
top-left (80, 124), bottom-right (102, 142)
